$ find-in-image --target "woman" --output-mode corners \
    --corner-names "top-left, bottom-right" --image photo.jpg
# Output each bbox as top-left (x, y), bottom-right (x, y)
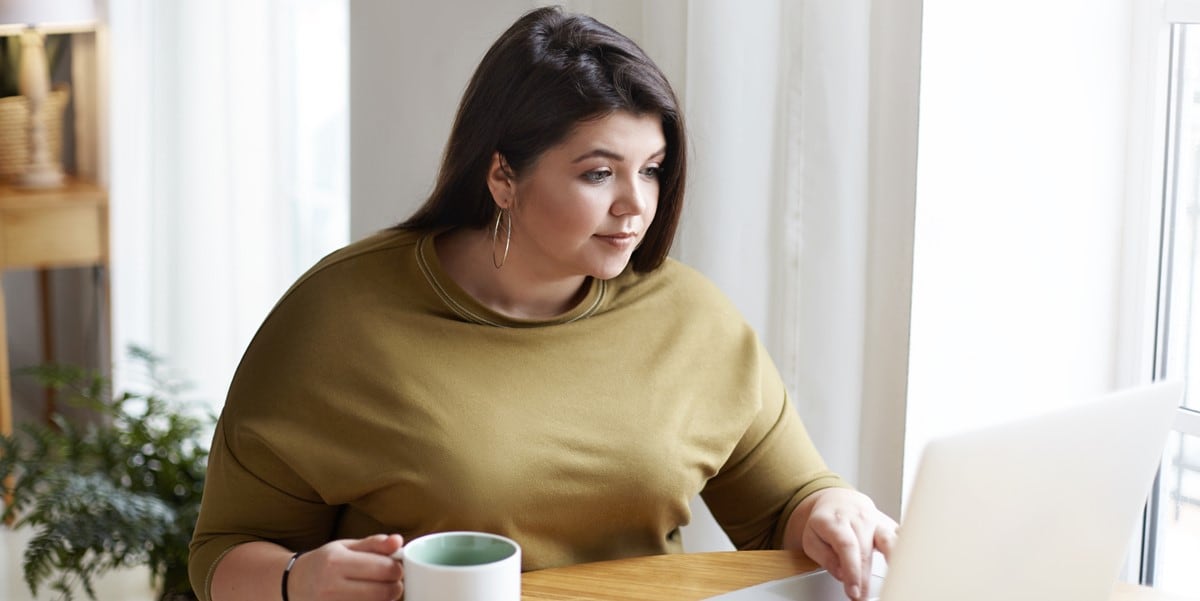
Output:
top-left (189, 7), bottom-right (896, 601)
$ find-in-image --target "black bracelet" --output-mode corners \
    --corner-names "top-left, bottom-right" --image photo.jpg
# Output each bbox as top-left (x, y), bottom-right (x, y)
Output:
top-left (281, 551), bottom-right (303, 601)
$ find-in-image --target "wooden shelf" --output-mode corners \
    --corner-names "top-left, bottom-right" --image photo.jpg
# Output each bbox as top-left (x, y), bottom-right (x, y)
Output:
top-left (0, 178), bottom-right (109, 436)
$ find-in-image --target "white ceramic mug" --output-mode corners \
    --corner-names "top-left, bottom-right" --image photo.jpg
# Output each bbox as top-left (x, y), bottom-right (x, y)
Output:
top-left (392, 531), bottom-right (521, 601)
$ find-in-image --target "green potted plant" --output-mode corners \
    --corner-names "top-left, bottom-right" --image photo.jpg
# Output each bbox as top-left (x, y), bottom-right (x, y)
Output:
top-left (0, 347), bottom-right (213, 601)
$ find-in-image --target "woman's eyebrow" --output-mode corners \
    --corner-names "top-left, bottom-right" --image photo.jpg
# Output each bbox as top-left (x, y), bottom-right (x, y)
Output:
top-left (572, 148), bottom-right (624, 163)
top-left (571, 146), bottom-right (667, 163)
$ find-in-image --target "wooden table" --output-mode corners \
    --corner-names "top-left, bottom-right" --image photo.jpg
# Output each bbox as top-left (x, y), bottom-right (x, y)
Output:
top-left (0, 179), bottom-right (108, 436)
top-left (520, 550), bottom-right (1197, 600)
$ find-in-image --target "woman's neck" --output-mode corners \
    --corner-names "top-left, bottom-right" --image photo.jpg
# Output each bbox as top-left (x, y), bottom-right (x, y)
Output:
top-left (435, 227), bottom-right (589, 320)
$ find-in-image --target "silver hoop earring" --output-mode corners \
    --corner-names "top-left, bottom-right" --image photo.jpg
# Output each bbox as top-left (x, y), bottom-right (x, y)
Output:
top-left (492, 208), bottom-right (511, 269)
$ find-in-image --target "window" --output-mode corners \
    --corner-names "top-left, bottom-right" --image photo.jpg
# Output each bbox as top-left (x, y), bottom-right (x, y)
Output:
top-left (1143, 14), bottom-right (1200, 596)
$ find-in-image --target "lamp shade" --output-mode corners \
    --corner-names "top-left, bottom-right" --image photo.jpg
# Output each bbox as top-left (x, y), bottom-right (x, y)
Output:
top-left (0, 0), bottom-right (95, 34)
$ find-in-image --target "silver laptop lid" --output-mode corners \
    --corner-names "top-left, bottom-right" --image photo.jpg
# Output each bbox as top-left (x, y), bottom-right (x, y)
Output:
top-left (881, 381), bottom-right (1182, 601)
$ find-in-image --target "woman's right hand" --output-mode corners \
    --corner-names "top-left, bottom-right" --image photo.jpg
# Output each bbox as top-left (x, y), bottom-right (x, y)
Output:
top-left (287, 534), bottom-right (406, 601)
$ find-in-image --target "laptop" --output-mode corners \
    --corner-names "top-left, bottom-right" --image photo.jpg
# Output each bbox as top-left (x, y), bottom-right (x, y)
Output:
top-left (705, 381), bottom-right (1183, 601)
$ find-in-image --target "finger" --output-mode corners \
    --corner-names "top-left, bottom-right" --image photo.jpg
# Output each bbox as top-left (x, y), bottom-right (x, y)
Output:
top-left (347, 533), bottom-right (405, 556)
top-left (822, 516), bottom-right (863, 596)
top-left (340, 535), bottom-right (406, 582)
top-left (856, 544), bottom-right (879, 601)
top-left (874, 521), bottom-right (898, 560)
top-left (816, 513), bottom-right (864, 587)
top-left (343, 555), bottom-right (405, 583)
top-left (850, 519), bottom-right (875, 600)
top-left (801, 524), bottom-right (843, 581)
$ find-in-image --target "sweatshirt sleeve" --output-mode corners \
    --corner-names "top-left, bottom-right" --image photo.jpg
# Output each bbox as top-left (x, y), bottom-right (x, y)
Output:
top-left (188, 416), bottom-right (340, 601)
top-left (700, 347), bottom-right (851, 550)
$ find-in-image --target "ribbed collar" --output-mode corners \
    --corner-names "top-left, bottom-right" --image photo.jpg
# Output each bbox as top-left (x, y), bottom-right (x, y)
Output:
top-left (414, 230), bottom-right (607, 328)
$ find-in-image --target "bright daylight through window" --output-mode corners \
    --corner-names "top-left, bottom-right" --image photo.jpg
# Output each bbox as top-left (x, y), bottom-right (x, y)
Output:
top-left (1146, 21), bottom-right (1200, 597)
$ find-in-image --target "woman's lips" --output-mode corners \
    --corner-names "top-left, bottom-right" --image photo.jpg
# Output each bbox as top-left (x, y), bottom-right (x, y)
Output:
top-left (595, 231), bottom-right (638, 248)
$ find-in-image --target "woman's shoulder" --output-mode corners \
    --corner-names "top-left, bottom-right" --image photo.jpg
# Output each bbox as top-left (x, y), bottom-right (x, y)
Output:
top-left (247, 228), bottom-right (428, 332)
top-left (624, 256), bottom-right (727, 294)
top-left (282, 227), bottom-right (421, 293)
top-left (224, 229), bottom-right (430, 412)
top-left (302, 228), bottom-right (421, 279)
top-left (608, 257), bottom-right (743, 322)
top-left (653, 257), bottom-right (720, 287)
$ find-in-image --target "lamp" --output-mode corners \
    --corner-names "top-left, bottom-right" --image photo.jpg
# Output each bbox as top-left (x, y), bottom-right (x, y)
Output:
top-left (0, 0), bottom-right (96, 188)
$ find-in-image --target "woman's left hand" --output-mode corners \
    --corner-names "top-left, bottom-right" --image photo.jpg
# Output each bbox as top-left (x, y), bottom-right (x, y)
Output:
top-left (786, 487), bottom-right (898, 601)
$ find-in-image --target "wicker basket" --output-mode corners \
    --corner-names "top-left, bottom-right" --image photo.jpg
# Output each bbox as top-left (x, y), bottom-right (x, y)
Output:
top-left (0, 85), bottom-right (69, 182)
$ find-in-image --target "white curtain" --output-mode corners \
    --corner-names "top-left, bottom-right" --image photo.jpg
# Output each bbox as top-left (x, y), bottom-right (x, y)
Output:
top-left (106, 0), bottom-right (348, 406)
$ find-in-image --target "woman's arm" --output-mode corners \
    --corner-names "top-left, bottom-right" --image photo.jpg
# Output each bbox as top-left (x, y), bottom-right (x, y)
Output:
top-left (211, 535), bottom-right (404, 601)
top-left (784, 487), bottom-right (897, 601)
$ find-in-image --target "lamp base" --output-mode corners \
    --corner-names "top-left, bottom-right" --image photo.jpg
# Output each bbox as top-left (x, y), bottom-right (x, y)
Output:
top-left (15, 165), bottom-right (66, 189)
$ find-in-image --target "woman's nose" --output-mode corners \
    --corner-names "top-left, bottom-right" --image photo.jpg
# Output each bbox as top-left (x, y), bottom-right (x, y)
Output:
top-left (612, 178), bottom-right (652, 216)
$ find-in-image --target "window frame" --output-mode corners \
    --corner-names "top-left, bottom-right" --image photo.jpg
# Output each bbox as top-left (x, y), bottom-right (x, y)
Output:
top-left (1134, 0), bottom-right (1200, 587)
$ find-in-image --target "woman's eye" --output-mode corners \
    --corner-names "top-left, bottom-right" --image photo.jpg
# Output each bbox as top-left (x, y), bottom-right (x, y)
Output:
top-left (640, 165), bottom-right (662, 179)
top-left (583, 169), bottom-right (612, 184)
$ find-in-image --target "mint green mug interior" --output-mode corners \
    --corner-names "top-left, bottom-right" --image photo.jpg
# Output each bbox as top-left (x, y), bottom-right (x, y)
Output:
top-left (406, 534), bottom-right (517, 567)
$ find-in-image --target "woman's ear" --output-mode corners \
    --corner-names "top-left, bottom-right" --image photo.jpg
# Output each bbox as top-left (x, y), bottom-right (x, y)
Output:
top-left (486, 152), bottom-right (515, 209)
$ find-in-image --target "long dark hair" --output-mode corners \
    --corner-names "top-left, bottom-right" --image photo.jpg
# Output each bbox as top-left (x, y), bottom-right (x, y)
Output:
top-left (398, 6), bottom-right (687, 273)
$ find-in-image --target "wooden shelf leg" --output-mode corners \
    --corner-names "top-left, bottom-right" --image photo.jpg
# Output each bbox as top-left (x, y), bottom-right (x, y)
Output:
top-left (38, 268), bottom-right (56, 423)
top-left (1, 274), bottom-right (14, 524)
top-left (0, 274), bottom-right (11, 438)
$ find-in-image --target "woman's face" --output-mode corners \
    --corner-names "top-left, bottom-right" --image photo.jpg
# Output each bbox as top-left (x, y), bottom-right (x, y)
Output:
top-left (507, 111), bottom-right (665, 281)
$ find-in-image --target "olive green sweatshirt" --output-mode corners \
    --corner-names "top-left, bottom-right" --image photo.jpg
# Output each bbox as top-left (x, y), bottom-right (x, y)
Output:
top-left (188, 228), bottom-right (847, 600)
